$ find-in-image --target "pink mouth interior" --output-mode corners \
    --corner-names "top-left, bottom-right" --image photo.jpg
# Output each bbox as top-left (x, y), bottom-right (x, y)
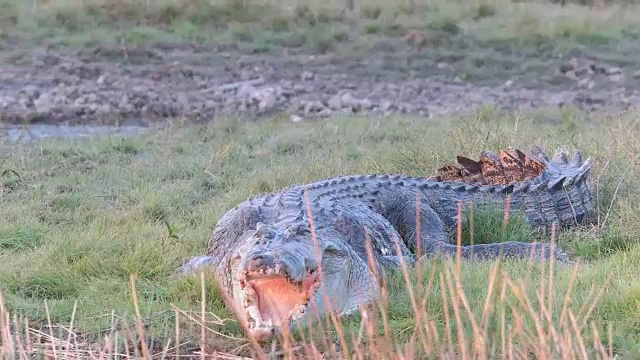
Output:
top-left (246, 274), bottom-right (319, 324)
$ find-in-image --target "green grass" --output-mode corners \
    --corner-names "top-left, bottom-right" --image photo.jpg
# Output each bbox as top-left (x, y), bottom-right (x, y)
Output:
top-left (0, 0), bottom-right (640, 88)
top-left (4, 0), bottom-right (640, 89)
top-left (0, 108), bottom-right (639, 357)
top-left (3, 0), bottom-right (640, 59)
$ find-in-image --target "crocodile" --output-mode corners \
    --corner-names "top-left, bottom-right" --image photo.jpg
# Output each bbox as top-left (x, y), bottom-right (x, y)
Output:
top-left (176, 146), bottom-right (594, 341)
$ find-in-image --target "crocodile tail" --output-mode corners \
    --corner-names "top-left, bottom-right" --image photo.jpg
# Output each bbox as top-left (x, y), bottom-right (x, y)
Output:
top-left (430, 146), bottom-right (595, 230)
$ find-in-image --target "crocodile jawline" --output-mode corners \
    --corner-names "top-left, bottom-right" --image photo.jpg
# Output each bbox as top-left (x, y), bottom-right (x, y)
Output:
top-left (241, 269), bottom-right (321, 338)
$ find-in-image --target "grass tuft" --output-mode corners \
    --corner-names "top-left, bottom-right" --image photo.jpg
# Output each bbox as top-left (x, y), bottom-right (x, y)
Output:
top-left (0, 225), bottom-right (45, 251)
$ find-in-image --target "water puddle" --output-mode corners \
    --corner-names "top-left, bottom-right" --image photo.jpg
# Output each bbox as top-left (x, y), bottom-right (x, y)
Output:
top-left (0, 124), bottom-right (148, 144)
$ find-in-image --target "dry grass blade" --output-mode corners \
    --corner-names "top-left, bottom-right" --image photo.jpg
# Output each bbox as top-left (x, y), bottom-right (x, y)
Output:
top-left (130, 274), bottom-right (151, 359)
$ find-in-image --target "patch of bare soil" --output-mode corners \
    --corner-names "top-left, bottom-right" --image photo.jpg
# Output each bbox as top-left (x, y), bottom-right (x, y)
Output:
top-left (1, 42), bottom-right (639, 125)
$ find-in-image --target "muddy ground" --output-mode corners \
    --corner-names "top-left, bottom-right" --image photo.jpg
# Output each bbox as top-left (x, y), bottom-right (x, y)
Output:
top-left (1, 40), bottom-right (640, 126)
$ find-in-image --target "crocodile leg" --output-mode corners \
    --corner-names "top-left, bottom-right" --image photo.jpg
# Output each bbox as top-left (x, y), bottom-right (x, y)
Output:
top-left (389, 195), bottom-right (570, 263)
top-left (174, 255), bottom-right (221, 275)
top-left (175, 203), bottom-right (267, 276)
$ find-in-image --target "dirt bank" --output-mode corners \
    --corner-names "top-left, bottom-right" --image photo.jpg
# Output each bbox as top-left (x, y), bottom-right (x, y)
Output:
top-left (1, 43), bottom-right (639, 126)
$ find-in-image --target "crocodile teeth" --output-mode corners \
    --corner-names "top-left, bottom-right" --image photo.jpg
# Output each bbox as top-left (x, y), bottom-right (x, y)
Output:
top-left (243, 286), bottom-right (257, 307)
top-left (274, 263), bottom-right (283, 274)
top-left (245, 305), bottom-right (262, 323)
top-left (243, 285), bottom-right (256, 296)
top-left (288, 304), bottom-right (308, 322)
top-left (244, 289), bottom-right (257, 307)
top-left (248, 318), bottom-right (256, 328)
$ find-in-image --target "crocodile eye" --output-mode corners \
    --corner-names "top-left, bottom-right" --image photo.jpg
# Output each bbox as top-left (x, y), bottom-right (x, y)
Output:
top-left (323, 243), bottom-right (347, 257)
top-left (287, 222), bottom-right (311, 236)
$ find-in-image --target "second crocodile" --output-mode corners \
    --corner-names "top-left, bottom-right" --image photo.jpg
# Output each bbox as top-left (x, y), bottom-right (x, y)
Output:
top-left (176, 146), bottom-right (594, 341)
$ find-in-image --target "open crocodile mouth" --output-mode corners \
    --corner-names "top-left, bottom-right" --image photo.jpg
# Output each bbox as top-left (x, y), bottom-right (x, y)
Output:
top-left (240, 268), bottom-right (321, 339)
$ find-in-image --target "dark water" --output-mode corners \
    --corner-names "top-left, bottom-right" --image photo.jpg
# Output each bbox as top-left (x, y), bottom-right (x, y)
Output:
top-left (0, 124), bottom-right (148, 144)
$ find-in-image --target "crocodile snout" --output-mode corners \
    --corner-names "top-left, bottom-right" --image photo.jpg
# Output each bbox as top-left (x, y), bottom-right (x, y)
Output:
top-left (240, 246), bottom-right (315, 283)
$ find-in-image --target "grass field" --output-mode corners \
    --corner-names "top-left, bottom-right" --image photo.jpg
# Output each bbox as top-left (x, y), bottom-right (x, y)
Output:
top-left (5, 0), bottom-right (640, 91)
top-left (1, 108), bottom-right (639, 358)
top-left (4, 0), bottom-right (640, 57)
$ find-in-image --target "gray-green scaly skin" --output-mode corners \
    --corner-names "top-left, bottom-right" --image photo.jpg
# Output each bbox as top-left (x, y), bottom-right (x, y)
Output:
top-left (176, 147), bottom-right (594, 341)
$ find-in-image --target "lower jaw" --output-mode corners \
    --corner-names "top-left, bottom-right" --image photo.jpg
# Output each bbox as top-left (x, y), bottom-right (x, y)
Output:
top-left (243, 303), bottom-right (313, 342)
top-left (241, 290), bottom-right (318, 333)
top-left (244, 308), bottom-right (306, 337)
top-left (247, 321), bottom-right (309, 342)
top-left (248, 326), bottom-right (277, 342)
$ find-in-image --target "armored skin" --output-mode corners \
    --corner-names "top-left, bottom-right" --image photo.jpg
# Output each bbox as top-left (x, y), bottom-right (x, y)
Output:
top-left (176, 146), bottom-right (594, 341)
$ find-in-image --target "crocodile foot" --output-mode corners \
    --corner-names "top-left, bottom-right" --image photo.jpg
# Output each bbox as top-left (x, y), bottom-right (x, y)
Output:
top-left (174, 255), bottom-right (219, 276)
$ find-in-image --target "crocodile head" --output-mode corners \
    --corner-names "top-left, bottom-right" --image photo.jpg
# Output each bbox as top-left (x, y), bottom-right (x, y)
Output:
top-left (226, 220), bottom-right (378, 342)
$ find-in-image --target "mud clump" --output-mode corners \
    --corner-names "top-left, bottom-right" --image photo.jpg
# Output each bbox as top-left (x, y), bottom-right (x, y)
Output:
top-left (1, 46), bottom-right (639, 125)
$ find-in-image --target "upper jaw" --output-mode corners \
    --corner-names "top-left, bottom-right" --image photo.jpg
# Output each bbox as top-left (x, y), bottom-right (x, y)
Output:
top-left (238, 249), bottom-right (319, 283)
